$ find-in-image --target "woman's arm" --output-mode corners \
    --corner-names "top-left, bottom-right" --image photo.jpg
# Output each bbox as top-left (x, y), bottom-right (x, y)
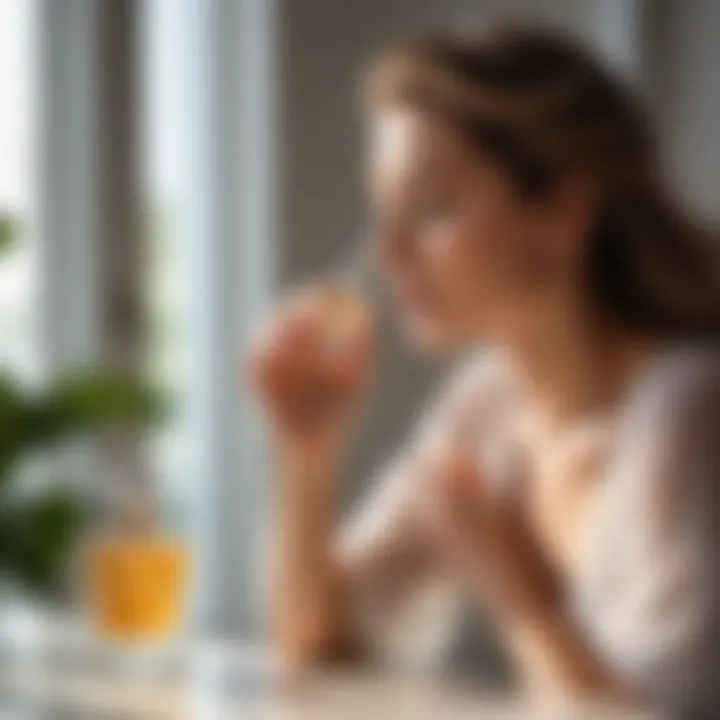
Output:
top-left (503, 603), bottom-right (639, 703)
top-left (251, 290), bottom-right (445, 670)
top-left (273, 448), bottom-right (439, 669)
top-left (249, 290), bottom-right (375, 670)
top-left (419, 446), bottom-right (640, 705)
top-left (272, 448), bottom-right (362, 668)
top-left (268, 351), bottom-right (505, 670)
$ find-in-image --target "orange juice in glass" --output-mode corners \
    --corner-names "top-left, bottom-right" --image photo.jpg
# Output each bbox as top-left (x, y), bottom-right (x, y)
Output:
top-left (86, 534), bottom-right (189, 642)
top-left (85, 489), bottom-right (191, 643)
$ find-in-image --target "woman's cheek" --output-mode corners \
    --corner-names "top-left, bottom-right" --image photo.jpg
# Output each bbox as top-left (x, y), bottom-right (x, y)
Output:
top-left (421, 230), bottom-right (484, 328)
top-left (423, 229), bottom-right (465, 291)
top-left (422, 221), bottom-right (456, 257)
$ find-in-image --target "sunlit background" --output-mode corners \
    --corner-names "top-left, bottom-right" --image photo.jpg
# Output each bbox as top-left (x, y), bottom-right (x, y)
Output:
top-left (0, 0), bottom-right (718, 714)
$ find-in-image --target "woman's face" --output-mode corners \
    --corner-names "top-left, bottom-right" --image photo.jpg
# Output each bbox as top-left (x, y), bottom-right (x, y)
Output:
top-left (368, 107), bottom-right (583, 351)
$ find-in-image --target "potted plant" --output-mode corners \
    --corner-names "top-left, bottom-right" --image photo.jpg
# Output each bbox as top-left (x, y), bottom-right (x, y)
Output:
top-left (0, 211), bottom-right (165, 603)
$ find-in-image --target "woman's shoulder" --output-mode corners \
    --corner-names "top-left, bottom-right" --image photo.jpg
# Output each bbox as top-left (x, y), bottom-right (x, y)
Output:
top-left (409, 349), bottom-right (523, 489)
top-left (444, 346), bottom-right (512, 398)
top-left (583, 341), bottom-right (719, 562)
top-left (424, 347), bottom-right (516, 436)
top-left (576, 343), bottom-right (719, 697)
top-left (623, 342), bottom-right (719, 442)
top-left (612, 342), bottom-right (719, 509)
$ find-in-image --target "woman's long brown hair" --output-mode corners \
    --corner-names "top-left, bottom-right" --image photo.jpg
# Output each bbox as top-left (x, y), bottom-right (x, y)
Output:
top-left (363, 25), bottom-right (720, 340)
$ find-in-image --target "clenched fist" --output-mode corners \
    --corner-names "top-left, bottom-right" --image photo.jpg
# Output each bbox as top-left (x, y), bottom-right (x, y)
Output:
top-left (249, 287), bottom-right (375, 457)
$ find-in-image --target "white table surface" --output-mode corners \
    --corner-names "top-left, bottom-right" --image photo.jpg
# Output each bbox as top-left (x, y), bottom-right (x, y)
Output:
top-left (1, 666), bottom-right (647, 719)
top-left (0, 609), bottom-right (647, 719)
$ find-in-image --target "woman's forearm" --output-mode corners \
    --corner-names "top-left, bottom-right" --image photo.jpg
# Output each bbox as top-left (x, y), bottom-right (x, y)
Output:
top-left (505, 604), bottom-right (639, 706)
top-left (273, 449), bottom-right (361, 667)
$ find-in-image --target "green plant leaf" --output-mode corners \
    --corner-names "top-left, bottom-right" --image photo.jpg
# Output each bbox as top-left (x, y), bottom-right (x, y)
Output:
top-left (0, 489), bottom-right (85, 598)
top-left (50, 370), bottom-right (167, 428)
top-left (11, 370), bottom-right (168, 455)
top-left (0, 373), bottom-right (27, 483)
top-left (0, 213), bottom-right (20, 255)
top-left (0, 368), bottom-right (166, 596)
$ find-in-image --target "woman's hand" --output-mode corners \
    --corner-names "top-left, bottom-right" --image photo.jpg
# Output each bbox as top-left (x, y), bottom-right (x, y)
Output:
top-left (417, 443), bottom-right (641, 704)
top-left (418, 443), bottom-right (561, 625)
top-left (249, 287), bottom-right (375, 461)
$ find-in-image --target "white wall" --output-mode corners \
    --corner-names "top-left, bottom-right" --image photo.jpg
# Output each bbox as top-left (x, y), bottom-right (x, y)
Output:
top-left (646, 0), bottom-right (720, 218)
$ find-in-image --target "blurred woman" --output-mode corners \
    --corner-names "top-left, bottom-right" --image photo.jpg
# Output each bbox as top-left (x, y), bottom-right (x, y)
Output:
top-left (250, 25), bottom-right (720, 715)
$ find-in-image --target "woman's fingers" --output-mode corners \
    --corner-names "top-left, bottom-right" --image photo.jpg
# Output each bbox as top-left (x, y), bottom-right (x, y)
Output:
top-left (416, 443), bottom-right (479, 547)
top-left (419, 442), bottom-right (558, 617)
top-left (279, 291), bottom-right (326, 353)
top-left (248, 320), bottom-right (284, 397)
top-left (247, 287), bottom-right (375, 443)
top-left (419, 440), bottom-right (512, 573)
top-left (421, 436), bottom-right (487, 514)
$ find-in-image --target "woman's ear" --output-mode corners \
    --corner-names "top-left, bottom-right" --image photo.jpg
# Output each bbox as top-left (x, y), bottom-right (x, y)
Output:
top-left (550, 173), bottom-right (601, 258)
top-left (516, 173), bottom-right (598, 285)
